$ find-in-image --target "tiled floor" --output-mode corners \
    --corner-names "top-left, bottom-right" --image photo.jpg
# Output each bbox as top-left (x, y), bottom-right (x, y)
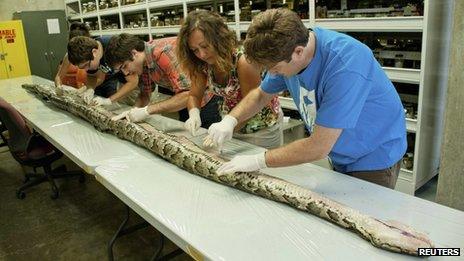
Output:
top-left (0, 146), bottom-right (192, 260)
top-left (415, 175), bottom-right (438, 202)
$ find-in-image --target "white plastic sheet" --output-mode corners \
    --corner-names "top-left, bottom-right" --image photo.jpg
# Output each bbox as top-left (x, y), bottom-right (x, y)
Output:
top-left (95, 150), bottom-right (464, 260)
top-left (0, 76), bottom-right (154, 173)
top-left (2, 76), bottom-right (463, 260)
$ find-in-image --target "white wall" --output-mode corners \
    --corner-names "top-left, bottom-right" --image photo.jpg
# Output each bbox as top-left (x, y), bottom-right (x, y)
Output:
top-left (0, 0), bottom-right (65, 21)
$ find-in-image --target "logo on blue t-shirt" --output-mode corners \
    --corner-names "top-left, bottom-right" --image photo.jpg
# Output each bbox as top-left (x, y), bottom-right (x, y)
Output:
top-left (296, 86), bottom-right (316, 133)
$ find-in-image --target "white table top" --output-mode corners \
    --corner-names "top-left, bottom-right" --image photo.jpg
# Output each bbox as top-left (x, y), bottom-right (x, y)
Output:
top-left (0, 76), bottom-right (158, 173)
top-left (2, 76), bottom-right (463, 260)
top-left (0, 76), bottom-right (258, 174)
top-left (95, 143), bottom-right (464, 260)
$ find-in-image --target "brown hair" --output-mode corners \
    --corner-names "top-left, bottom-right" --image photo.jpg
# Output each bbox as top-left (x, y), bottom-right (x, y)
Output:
top-left (67, 36), bottom-right (98, 65)
top-left (68, 22), bottom-right (90, 40)
top-left (176, 10), bottom-right (237, 80)
top-left (105, 33), bottom-right (145, 67)
top-left (243, 8), bottom-right (309, 68)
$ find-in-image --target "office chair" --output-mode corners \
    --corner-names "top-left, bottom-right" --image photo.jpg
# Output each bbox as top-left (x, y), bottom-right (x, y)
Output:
top-left (0, 97), bottom-right (85, 199)
top-left (0, 121), bottom-right (7, 147)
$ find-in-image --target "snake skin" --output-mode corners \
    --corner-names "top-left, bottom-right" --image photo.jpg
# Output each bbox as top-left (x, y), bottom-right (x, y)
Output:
top-left (22, 83), bottom-right (433, 255)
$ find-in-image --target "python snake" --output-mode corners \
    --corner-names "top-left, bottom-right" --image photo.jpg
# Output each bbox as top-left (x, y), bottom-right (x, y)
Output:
top-left (22, 83), bottom-right (433, 255)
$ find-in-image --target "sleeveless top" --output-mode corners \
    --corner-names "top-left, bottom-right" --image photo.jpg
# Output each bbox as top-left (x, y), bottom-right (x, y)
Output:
top-left (205, 47), bottom-right (281, 134)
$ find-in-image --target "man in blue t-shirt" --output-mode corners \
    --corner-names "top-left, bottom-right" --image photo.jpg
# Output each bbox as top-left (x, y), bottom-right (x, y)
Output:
top-left (205, 8), bottom-right (407, 189)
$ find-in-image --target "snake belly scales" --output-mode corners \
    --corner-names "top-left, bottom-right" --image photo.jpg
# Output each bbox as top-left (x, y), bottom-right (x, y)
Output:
top-left (22, 83), bottom-right (433, 256)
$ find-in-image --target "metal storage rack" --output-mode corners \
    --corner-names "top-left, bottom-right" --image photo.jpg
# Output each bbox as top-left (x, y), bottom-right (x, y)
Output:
top-left (64, 0), bottom-right (453, 195)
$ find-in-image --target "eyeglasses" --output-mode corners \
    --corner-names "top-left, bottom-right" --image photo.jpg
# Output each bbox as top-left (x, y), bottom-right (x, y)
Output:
top-left (114, 63), bottom-right (124, 73)
top-left (77, 60), bottom-right (91, 70)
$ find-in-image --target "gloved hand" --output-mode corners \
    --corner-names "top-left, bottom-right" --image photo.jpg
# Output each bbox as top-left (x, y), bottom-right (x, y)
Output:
top-left (91, 96), bottom-right (112, 106)
top-left (80, 87), bottom-right (95, 104)
top-left (184, 108), bottom-right (201, 136)
top-left (111, 106), bottom-right (150, 122)
top-left (203, 115), bottom-right (237, 148)
top-left (216, 152), bottom-right (267, 175)
top-left (55, 84), bottom-right (64, 96)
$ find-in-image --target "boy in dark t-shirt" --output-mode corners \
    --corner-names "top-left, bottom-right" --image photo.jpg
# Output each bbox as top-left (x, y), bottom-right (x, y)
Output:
top-left (62, 36), bottom-right (141, 106)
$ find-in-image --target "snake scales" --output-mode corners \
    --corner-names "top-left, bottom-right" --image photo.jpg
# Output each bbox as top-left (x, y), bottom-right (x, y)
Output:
top-left (22, 83), bottom-right (433, 255)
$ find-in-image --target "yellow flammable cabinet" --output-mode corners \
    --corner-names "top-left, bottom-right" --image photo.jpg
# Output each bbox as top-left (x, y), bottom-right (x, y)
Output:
top-left (0, 20), bottom-right (31, 79)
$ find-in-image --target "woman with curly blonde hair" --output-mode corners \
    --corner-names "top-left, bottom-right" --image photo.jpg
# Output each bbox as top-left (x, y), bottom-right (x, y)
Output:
top-left (177, 10), bottom-right (283, 149)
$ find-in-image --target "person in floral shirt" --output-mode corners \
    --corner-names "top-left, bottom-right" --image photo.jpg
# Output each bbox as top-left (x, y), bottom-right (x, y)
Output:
top-left (177, 10), bottom-right (283, 149)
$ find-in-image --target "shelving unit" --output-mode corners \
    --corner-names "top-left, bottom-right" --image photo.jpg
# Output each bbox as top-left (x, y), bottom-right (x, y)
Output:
top-left (64, 0), bottom-right (452, 195)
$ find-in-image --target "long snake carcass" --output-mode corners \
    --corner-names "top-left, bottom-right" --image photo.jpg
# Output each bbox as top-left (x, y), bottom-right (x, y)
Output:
top-left (22, 83), bottom-right (433, 256)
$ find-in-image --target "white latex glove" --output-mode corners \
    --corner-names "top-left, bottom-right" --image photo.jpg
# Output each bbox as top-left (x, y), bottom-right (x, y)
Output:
top-left (80, 87), bottom-right (95, 104)
top-left (91, 96), bottom-right (112, 106)
top-left (217, 152), bottom-right (267, 175)
top-left (203, 115), bottom-right (237, 149)
top-left (55, 84), bottom-right (63, 96)
top-left (184, 108), bottom-right (201, 136)
top-left (111, 106), bottom-right (150, 122)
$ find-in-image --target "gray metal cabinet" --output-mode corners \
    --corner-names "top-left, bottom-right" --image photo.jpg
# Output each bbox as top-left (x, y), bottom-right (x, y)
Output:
top-left (13, 10), bottom-right (68, 80)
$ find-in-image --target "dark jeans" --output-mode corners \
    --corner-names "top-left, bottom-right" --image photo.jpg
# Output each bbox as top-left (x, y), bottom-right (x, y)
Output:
top-left (178, 95), bottom-right (222, 129)
top-left (343, 160), bottom-right (401, 189)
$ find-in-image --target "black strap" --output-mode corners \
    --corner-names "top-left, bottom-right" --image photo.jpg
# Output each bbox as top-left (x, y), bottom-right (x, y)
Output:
top-left (231, 51), bottom-right (242, 78)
